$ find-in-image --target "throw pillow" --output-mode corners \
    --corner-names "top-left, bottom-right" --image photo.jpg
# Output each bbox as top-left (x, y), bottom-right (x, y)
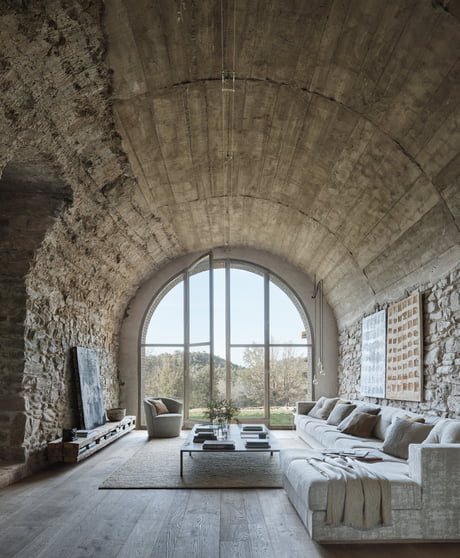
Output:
top-left (326, 403), bottom-right (356, 425)
top-left (440, 420), bottom-right (460, 443)
top-left (337, 404), bottom-right (380, 431)
top-left (316, 397), bottom-right (339, 420)
top-left (423, 419), bottom-right (445, 443)
top-left (399, 414), bottom-right (425, 423)
top-left (150, 399), bottom-right (169, 415)
top-left (307, 396), bottom-right (326, 418)
top-left (340, 412), bottom-right (379, 438)
top-left (382, 417), bottom-right (434, 459)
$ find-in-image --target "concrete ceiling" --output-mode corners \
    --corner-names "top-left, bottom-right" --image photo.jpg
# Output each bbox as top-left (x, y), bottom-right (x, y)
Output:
top-left (104, 0), bottom-right (460, 326)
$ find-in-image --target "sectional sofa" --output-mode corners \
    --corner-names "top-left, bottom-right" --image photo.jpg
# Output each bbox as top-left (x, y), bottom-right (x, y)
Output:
top-left (280, 398), bottom-right (460, 542)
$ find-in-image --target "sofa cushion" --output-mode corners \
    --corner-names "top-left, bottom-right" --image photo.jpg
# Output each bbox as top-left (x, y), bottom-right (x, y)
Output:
top-left (337, 404), bottom-right (380, 431)
top-left (441, 421), bottom-right (460, 443)
top-left (308, 397), bottom-right (339, 420)
top-left (307, 397), bottom-right (326, 418)
top-left (282, 452), bottom-right (421, 511)
top-left (383, 417), bottom-right (434, 459)
top-left (424, 419), bottom-right (460, 444)
top-left (326, 403), bottom-right (356, 425)
top-left (340, 412), bottom-right (380, 438)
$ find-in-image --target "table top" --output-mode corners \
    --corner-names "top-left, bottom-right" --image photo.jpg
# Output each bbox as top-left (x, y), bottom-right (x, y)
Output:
top-left (181, 424), bottom-right (281, 453)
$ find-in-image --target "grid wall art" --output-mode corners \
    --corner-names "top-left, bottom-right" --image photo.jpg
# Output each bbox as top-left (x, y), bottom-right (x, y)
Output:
top-left (385, 292), bottom-right (423, 402)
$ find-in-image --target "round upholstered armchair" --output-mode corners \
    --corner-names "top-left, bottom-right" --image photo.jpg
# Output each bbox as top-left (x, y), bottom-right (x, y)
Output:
top-left (143, 397), bottom-right (183, 438)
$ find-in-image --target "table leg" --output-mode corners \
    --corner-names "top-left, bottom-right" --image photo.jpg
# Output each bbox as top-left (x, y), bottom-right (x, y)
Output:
top-left (180, 451), bottom-right (183, 476)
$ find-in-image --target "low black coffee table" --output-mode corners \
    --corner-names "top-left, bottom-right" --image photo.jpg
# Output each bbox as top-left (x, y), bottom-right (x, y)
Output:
top-left (180, 424), bottom-right (280, 476)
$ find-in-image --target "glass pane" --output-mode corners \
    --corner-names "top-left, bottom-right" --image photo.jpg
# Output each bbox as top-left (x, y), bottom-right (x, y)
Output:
top-left (230, 268), bottom-right (264, 344)
top-left (213, 354), bottom-right (227, 401)
top-left (189, 346), bottom-right (210, 419)
top-left (141, 346), bottom-right (184, 425)
top-left (230, 347), bottom-right (265, 420)
top-left (213, 267), bottom-right (226, 363)
top-left (145, 281), bottom-right (184, 344)
top-left (270, 346), bottom-right (309, 427)
top-left (269, 279), bottom-right (307, 344)
top-left (190, 270), bottom-right (210, 344)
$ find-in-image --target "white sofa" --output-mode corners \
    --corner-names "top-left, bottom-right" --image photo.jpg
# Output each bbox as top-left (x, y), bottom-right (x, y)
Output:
top-left (281, 399), bottom-right (460, 542)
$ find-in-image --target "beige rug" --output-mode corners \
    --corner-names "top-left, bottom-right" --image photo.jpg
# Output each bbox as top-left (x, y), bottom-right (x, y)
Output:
top-left (100, 433), bottom-right (304, 489)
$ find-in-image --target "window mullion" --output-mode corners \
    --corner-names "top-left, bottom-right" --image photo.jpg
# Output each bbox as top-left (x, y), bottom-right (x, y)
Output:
top-left (184, 271), bottom-right (190, 420)
top-left (225, 260), bottom-right (231, 400)
top-left (264, 271), bottom-right (270, 425)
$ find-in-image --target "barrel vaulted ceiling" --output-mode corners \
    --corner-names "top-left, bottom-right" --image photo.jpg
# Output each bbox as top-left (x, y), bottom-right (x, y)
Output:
top-left (104, 0), bottom-right (460, 325)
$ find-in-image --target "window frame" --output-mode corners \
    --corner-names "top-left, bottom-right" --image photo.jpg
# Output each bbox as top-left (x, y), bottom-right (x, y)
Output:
top-left (140, 255), bottom-right (313, 428)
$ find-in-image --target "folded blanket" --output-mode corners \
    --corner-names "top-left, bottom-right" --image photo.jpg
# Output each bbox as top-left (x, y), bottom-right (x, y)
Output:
top-left (306, 456), bottom-right (392, 529)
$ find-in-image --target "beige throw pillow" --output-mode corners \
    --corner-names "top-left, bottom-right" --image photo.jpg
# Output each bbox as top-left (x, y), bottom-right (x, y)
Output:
top-left (340, 412), bottom-right (379, 438)
top-left (150, 399), bottom-right (169, 415)
top-left (307, 396), bottom-right (326, 418)
top-left (383, 417), bottom-right (434, 459)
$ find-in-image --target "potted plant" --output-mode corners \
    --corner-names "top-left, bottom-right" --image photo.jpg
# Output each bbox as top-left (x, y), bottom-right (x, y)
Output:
top-left (205, 399), bottom-right (239, 434)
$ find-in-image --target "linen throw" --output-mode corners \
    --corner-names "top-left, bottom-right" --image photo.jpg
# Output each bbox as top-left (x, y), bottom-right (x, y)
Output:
top-left (306, 456), bottom-right (392, 529)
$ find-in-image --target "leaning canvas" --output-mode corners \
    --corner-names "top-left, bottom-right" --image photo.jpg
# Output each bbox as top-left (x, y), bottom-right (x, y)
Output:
top-left (71, 347), bottom-right (107, 430)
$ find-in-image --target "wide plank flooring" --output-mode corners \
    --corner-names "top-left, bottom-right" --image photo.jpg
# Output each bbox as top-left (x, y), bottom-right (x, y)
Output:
top-left (0, 431), bottom-right (458, 558)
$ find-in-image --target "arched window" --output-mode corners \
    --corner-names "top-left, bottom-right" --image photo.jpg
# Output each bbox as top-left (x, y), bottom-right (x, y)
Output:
top-left (140, 255), bottom-right (312, 428)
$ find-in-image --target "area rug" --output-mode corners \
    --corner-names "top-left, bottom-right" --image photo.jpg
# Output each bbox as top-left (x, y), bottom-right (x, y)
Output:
top-left (100, 434), bottom-right (290, 489)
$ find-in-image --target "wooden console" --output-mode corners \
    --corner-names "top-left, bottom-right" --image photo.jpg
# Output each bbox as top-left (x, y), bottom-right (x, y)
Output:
top-left (47, 415), bottom-right (136, 463)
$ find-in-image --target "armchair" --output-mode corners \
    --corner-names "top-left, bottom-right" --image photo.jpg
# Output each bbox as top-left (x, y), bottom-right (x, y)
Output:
top-left (143, 397), bottom-right (183, 438)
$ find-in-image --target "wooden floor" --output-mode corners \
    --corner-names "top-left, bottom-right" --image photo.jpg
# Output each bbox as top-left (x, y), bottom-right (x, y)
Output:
top-left (0, 431), bottom-right (458, 558)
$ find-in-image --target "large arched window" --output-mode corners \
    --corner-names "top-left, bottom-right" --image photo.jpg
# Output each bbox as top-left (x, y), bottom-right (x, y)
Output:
top-left (140, 255), bottom-right (312, 428)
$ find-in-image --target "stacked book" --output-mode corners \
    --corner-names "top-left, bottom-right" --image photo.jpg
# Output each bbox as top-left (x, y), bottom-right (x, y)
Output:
top-left (245, 440), bottom-right (271, 448)
top-left (195, 425), bottom-right (215, 433)
top-left (241, 425), bottom-right (265, 432)
top-left (193, 432), bottom-right (217, 443)
top-left (202, 440), bottom-right (235, 450)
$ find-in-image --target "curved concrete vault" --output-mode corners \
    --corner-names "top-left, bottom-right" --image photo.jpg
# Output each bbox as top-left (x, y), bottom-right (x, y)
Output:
top-left (105, 0), bottom-right (460, 326)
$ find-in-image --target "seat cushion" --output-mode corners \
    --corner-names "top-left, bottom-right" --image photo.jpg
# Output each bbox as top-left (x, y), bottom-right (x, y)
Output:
top-left (282, 453), bottom-right (421, 512)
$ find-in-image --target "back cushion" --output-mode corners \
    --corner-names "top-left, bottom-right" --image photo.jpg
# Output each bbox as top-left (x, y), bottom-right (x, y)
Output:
top-left (424, 419), bottom-right (460, 444)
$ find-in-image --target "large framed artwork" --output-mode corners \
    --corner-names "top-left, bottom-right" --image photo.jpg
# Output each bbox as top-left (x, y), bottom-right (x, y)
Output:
top-left (71, 347), bottom-right (107, 429)
top-left (385, 292), bottom-right (423, 402)
top-left (360, 309), bottom-right (386, 398)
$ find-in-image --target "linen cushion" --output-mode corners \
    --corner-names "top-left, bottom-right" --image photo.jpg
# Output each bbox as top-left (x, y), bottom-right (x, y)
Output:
top-left (326, 403), bottom-right (356, 425)
top-left (340, 412), bottom-right (379, 438)
top-left (337, 404), bottom-right (380, 431)
top-left (441, 421), bottom-right (460, 443)
top-left (307, 397), bottom-right (326, 418)
top-left (383, 417), bottom-right (434, 459)
top-left (150, 399), bottom-right (170, 415)
top-left (308, 397), bottom-right (339, 420)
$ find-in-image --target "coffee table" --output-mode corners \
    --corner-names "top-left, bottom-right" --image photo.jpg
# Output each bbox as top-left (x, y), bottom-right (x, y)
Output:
top-left (180, 424), bottom-right (280, 476)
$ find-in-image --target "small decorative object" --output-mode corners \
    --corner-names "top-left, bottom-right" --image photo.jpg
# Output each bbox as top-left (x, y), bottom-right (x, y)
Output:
top-left (106, 407), bottom-right (126, 421)
top-left (62, 428), bottom-right (78, 442)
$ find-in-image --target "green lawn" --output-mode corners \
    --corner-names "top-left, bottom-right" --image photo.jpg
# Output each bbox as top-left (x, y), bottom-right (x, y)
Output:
top-left (189, 406), bottom-right (294, 426)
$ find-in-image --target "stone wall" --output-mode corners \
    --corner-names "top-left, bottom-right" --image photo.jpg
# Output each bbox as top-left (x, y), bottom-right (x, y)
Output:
top-left (338, 267), bottom-right (460, 418)
top-left (0, 278), bottom-right (26, 462)
top-left (0, 0), bottom-right (139, 466)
